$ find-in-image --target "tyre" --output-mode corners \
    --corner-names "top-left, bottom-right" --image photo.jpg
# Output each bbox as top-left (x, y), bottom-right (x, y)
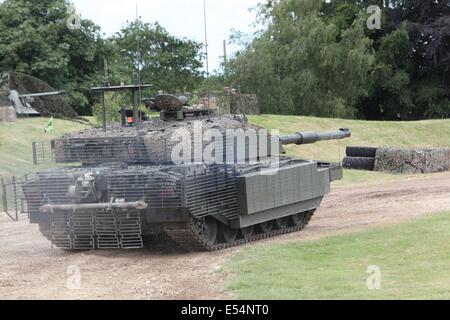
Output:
top-left (219, 223), bottom-right (238, 244)
top-left (240, 226), bottom-right (254, 240)
top-left (343, 157), bottom-right (376, 171)
top-left (346, 146), bottom-right (378, 158)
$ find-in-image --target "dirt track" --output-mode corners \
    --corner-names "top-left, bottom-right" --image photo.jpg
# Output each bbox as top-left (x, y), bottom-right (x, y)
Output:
top-left (1, 172), bottom-right (450, 300)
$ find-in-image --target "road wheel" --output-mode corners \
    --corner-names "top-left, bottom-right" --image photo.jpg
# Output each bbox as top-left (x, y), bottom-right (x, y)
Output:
top-left (219, 224), bottom-right (238, 244)
top-left (259, 221), bottom-right (274, 233)
top-left (291, 210), bottom-right (316, 229)
top-left (240, 226), bottom-right (254, 240)
top-left (274, 217), bottom-right (289, 230)
top-left (291, 213), bottom-right (307, 227)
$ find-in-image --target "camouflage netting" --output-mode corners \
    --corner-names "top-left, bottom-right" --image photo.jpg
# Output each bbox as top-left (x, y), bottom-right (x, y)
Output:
top-left (141, 116), bottom-right (262, 163)
top-left (0, 72), bottom-right (11, 106)
top-left (56, 115), bottom-right (264, 163)
top-left (61, 115), bottom-right (259, 139)
top-left (199, 93), bottom-right (260, 115)
top-left (0, 73), bottom-right (15, 122)
top-left (8, 71), bottom-right (78, 118)
top-left (375, 147), bottom-right (450, 174)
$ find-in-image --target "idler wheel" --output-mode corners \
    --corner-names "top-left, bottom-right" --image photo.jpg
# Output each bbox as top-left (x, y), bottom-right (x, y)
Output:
top-left (259, 220), bottom-right (274, 233)
top-left (219, 224), bottom-right (238, 244)
top-left (192, 217), bottom-right (218, 246)
top-left (275, 217), bottom-right (289, 229)
top-left (240, 226), bottom-right (254, 240)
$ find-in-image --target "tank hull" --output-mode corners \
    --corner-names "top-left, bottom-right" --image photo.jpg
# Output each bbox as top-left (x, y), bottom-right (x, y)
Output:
top-left (21, 159), bottom-right (342, 251)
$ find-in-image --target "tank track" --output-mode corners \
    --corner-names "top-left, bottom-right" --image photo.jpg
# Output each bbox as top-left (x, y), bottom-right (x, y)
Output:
top-left (164, 210), bottom-right (316, 252)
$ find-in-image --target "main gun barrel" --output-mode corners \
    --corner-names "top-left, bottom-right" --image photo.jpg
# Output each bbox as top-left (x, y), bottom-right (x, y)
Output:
top-left (280, 128), bottom-right (351, 145)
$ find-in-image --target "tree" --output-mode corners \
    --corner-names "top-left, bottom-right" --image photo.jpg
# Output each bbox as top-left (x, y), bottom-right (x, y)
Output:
top-left (229, 0), bottom-right (450, 120)
top-left (358, 24), bottom-right (415, 120)
top-left (110, 21), bottom-right (204, 93)
top-left (228, 0), bottom-right (374, 118)
top-left (0, 0), bottom-right (108, 115)
top-left (358, 0), bottom-right (450, 120)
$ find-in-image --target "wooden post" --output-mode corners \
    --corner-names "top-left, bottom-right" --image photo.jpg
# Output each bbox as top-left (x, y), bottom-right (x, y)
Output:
top-left (1, 177), bottom-right (6, 213)
top-left (12, 176), bottom-right (18, 221)
top-left (32, 142), bottom-right (37, 165)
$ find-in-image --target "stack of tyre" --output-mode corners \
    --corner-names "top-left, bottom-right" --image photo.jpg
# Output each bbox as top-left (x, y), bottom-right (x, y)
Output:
top-left (343, 146), bottom-right (378, 171)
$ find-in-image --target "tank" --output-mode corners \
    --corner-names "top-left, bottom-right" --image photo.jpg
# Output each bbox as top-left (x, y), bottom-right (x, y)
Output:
top-left (20, 98), bottom-right (351, 251)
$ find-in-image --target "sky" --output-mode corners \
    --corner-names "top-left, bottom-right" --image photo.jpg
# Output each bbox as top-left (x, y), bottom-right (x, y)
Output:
top-left (71, 0), bottom-right (261, 72)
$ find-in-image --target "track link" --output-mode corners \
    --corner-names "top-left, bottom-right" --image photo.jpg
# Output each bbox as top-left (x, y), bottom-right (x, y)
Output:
top-left (164, 210), bottom-right (315, 252)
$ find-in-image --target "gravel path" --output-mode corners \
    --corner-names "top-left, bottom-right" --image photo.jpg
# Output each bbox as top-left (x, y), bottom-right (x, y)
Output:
top-left (1, 172), bottom-right (450, 300)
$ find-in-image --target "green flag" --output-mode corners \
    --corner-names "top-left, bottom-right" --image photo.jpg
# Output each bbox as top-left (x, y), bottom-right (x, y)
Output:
top-left (44, 117), bottom-right (54, 133)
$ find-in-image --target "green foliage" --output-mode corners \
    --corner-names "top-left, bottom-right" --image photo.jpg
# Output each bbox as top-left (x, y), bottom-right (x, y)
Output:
top-left (92, 93), bottom-right (130, 125)
top-left (323, 1), bottom-right (360, 31)
top-left (196, 74), bottom-right (226, 93)
top-left (110, 21), bottom-right (204, 93)
top-left (0, 0), bottom-right (204, 115)
top-left (229, 0), bottom-right (450, 120)
top-left (228, 0), bottom-right (374, 118)
top-left (0, 0), bottom-right (108, 114)
top-left (2, 0), bottom-right (448, 120)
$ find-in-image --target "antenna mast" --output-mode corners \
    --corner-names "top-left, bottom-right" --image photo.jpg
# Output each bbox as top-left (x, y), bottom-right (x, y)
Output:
top-left (203, 0), bottom-right (211, 110)
top-left (203, 0), bottom-right (209, 79)
top-left (135, 2), bottom-right (142, 84)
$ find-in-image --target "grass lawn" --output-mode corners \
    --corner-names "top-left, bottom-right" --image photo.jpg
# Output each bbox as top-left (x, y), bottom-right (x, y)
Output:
top-left (249, 115), bottom-right (450, 186)
top-left (224, 212), bottom-right (450, 300)
top-left (249, 115), bottom-right (450, 161)
top-left (0, 117), bottom-right (90, 179)
top-left (2, 115), bottom-right (449, 181)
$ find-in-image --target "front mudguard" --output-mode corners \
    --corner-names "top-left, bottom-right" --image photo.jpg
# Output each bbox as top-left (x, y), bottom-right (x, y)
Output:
top-left (318, 162), bottom-right (344, 182)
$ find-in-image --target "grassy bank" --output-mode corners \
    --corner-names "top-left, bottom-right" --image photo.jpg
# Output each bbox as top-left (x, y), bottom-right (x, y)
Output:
top-left (1, 115), bottom-right (449, 181)
top-left (250, 115), bottom-right (450, 159)
top-left (0, 118), bottom-right (89, 179)
top-left (225, 212), bottom-right (450, 300)
top-left (249, 115), bottom-right (450, 186)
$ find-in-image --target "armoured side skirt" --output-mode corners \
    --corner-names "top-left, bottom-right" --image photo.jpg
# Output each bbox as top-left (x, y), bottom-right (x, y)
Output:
top-left (232, 197), bottom-right (323, 229)
top-left (143, 208), bottom-right (189, 223)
